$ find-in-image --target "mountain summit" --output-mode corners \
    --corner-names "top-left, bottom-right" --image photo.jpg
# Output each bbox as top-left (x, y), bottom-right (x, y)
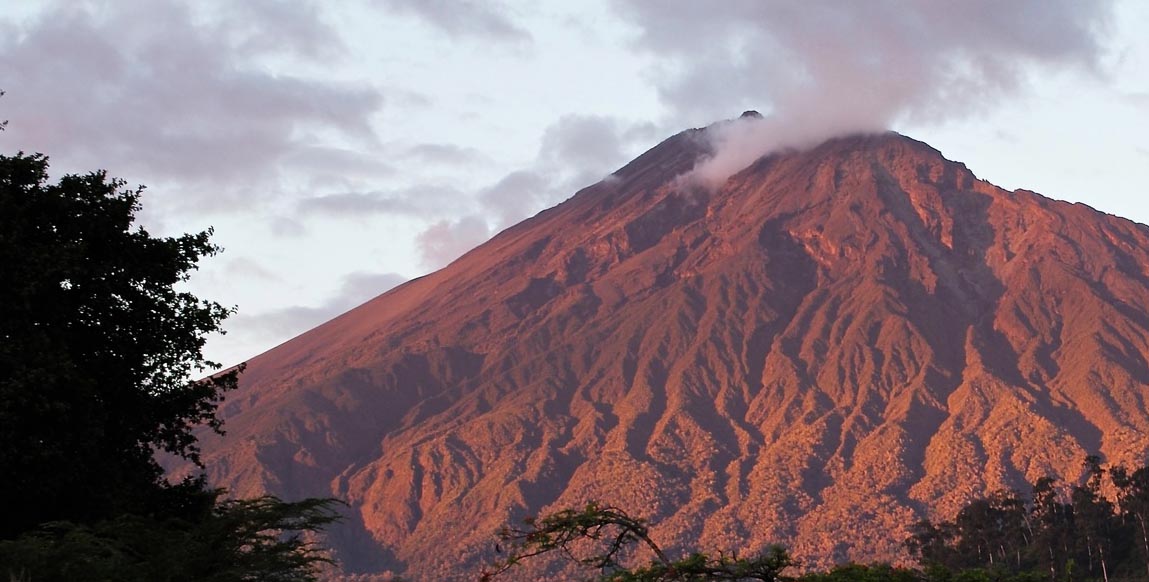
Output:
top-left (195, 125), bottom-right (1149, 579)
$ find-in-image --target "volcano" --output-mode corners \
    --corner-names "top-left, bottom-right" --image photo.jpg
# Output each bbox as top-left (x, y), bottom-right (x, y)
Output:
top-left (194, 123), bottom-right (1149, 579)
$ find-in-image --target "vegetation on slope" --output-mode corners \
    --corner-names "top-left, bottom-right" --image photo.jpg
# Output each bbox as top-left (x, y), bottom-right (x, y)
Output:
top-left (483, 456), bottom-right (1149, 581)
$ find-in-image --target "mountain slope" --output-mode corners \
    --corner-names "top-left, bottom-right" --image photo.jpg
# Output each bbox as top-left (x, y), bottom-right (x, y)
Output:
top-left (195, 125), bottom-right (1149, 579)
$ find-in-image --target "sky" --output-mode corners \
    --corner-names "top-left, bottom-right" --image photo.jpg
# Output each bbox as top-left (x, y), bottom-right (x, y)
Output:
top-left (2, 0), bottom-right (1147, 371)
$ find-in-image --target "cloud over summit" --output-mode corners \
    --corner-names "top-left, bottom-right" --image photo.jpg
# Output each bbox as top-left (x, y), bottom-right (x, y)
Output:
top-left (614, 0), bottom-right (1116, 187)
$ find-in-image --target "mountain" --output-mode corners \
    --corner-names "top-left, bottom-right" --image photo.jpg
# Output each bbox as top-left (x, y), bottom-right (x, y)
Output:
top-left (192, 122), bottom-right (1149, 580)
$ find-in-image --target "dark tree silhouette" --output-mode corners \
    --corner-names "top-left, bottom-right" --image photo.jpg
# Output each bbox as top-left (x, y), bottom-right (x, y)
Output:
top-left (480, 501), bottom-right (792, 581)
top-left (0, 151), bottom-right (236, 536)
top-left (0, 149), bottom-right (340, 581)
top-left (1071, 456), bottom-right (1114, 581)
top-left (905, 455), bottom-right (1149, 582)
top-left (1110, 463), bottom-right (1149, 579)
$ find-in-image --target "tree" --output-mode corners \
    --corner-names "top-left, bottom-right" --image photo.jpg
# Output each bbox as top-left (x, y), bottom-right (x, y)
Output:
top-left (0, 493), bottom-right (341, 582)
top-left (1028, 475), bottom-right (1078, 582)
top-left (479, 502), bottom-right (793, 581)
top-left (1070, 456), bottom-right (1114, 581)
top-left (1110, 463), bottom-right (1149, 579)
top-left (904, 518), bottom-right (958, 569)
top-left (0, 151), bottom-right (236, 536)
top-left (950, 490), bottom-right (1030, 572)
top-left (0, 149), bottom-right (340, 580)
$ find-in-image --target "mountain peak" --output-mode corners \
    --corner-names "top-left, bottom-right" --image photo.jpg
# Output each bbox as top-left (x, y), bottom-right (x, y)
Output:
top-left (192, 126), bottom-right (1149, 580)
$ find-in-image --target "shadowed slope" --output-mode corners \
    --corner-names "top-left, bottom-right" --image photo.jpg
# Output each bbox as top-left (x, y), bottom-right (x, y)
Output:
top-left (194, 128), bottom-right (1149, 579)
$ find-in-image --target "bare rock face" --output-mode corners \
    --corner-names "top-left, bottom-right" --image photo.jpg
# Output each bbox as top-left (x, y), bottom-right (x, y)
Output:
top-left (193, 127), bottom-right (1149, 579)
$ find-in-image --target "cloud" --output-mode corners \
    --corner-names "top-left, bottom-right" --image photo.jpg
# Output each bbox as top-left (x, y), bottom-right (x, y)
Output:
top-left (282, 146), bottom-right (396, 185)
top-left (480, 115), bottom-right (657, 228)
top-left (405, 114), bottom-right (664, 268)
top-left (479, 170), bottom-right (552, 228)
top-left (416, 216), bottom-right (491, 269)
top-left (269, 216), bottom-right (307, 238)
top-left (229, 270), bottom-right (407, 342)
top-left (374, 0), bottom-right (530, 43)
top-left (0, 0), bottom-right (383, 207)
top-left (612, 0), bottom-right (1117, 186)
top-left (402, 143), bottom-right (487, 166)
top-left (337, 271), bottom-right (410, 307)
top-left (538, 115), bottom-right (631, 171)
top-left (224, 0), bottom-right (343, 60)
top-left (220, 257), bottom-right (280, 282)
top-left (298, 185), bottom-right (463, 217)
top-left (1126, 92), bottom-right (1149, 109)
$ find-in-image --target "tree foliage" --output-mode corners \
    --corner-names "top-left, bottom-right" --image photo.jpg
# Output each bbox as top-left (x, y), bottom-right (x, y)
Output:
top-left (480, 501), bottom-right (793, 581)
top-left (0, 147), bottom-right (339, 580)
top-left (0, 150), bottom-right (238, 536)
top-left (906, 455), bottom-right (1149, 582)
top-left (486, 456), bottom-right (1149, 582)
top-left (0, 492), bottom-right (342, 582)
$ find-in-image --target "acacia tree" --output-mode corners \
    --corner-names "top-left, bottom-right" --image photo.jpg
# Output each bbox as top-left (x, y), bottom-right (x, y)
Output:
top-left (480, 502), bottom-right (793, 582)
top-left (0, 149), bottom-right (340, 580)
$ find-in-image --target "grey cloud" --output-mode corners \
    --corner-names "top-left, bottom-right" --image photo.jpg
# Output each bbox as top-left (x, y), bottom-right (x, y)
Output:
top-left (468, 115), bottom-right (659, 232)
top-left (299, 117), bottom-right (639, 240)
top-left (403, 143), bottom-right (487, 166)
top-left (408, 115), bottom-right (662, 269)
top-left (269, 216), bottom-right (307, 238)
top-left (416, 216), bottom-right (491, 269)
top-left (282, 146), bottom-right (396, 185)
top-left (229, 305), bottom-right (334, 344)
top-left (504, 115), bottom-right (653, 214)
top-left (298, 185), bottom-right (463, 217)
top-left (221, 257), bottom-right (280, 282)
top-left (375, 0), bottom-right (531, 43)
top-left (338, 272), bottom-right (409, 306)
top-left (225, 0), bottom-right (343, 60)
top-left (0, 0), bottom-right (382, 207)
top-left (539, 115), bottom-right (627, 171)
top-left (479, 170), bottom-right (551, 228)
top-left (611, 0), bottom-right (1116, 186)
top-left (230, 270), bottom-right (407, 342)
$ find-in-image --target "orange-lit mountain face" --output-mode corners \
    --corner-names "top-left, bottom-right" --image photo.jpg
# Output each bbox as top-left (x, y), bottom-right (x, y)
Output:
top-left (193, 127), bottom-right (1149, 579)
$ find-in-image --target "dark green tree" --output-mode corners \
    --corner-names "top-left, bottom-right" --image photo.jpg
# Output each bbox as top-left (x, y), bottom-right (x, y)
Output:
top-left (1110, 463), bottom-right (1149, 579)
top-left (905, 518), bottom-right (958, 569)
top-left (0, 493), bottom-right (341, 582)
top-left (0, 149), bottom-right (340, 580)
top-left (1030, 476), bottom-right (1075, 581)
top-left (950, 490), bottom-right (1030, 572)
top-left (1069, 456), bottom-right (1115, 581)
top-left (795, 563), bottom-right (920, 582)
top-left (903, 457), bottom-right (1149, 581)
top-left (0, 151), bottom-right (236, 536)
